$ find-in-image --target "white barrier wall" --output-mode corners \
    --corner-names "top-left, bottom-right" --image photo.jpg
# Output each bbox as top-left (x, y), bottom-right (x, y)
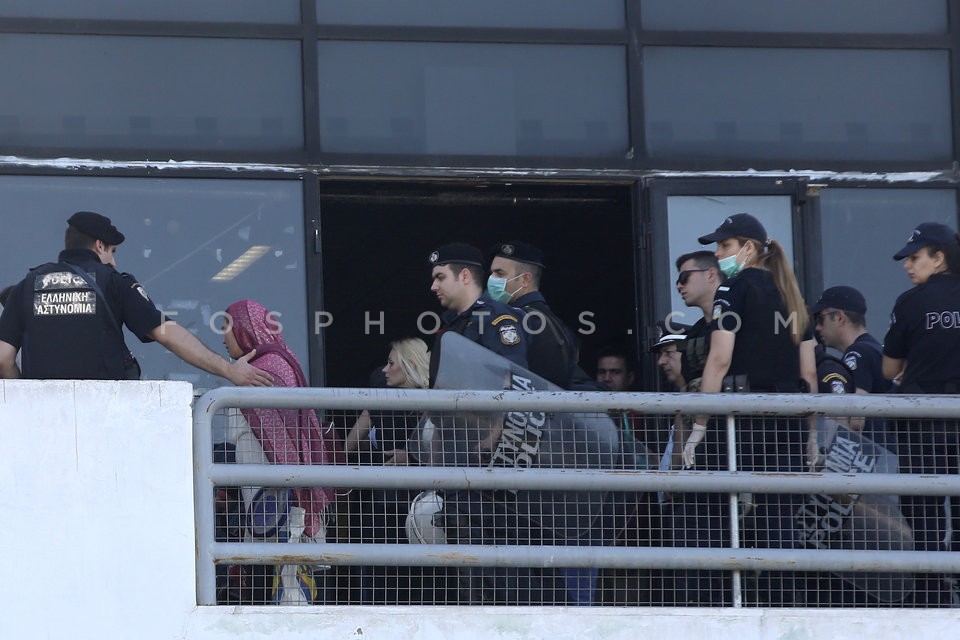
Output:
top-left (0, 380), bottom-right (954, 640)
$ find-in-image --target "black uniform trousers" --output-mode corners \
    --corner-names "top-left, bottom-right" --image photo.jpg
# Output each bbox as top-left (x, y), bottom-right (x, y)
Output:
top-left (897, 415), bottom-right (960, 607)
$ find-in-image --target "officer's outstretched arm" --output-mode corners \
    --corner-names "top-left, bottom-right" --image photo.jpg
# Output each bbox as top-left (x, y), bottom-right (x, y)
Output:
top-left (149, 321), bottom-right (273, 386)
top-left (0, 340), bottom-right (20, 379)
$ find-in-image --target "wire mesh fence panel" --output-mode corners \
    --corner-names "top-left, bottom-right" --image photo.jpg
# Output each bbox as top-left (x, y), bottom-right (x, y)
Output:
top-left (196, 389), bottom-right (960, 608)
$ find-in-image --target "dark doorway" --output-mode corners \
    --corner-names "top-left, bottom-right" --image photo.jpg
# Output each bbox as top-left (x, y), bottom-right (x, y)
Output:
top-left (317, 180), bottom-right (638, 388)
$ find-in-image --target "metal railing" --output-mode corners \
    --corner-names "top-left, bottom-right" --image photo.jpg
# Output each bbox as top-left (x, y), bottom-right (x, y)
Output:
top-left (193, 387), bottom-right (960, 606)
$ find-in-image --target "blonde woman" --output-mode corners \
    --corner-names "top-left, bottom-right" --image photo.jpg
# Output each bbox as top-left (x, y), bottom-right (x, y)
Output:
top-left (346, 337), bottom-right (429, 462)
top-left (345, 337), bottom-right (430, 604)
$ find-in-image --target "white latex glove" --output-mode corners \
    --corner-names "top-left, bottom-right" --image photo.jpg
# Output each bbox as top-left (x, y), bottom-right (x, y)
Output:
top-left (806, 429), bottom-right (824, 470)
top-left (682, 423), bottom-right (708, 469)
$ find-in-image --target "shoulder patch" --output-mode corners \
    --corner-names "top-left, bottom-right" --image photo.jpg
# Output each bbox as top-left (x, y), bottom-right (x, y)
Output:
top-left (843, 354), bottom-right (858, 371)
top-left (830, 379), bottom-right (847, 394)
top-left (498, 324), bottom-right (520, 345)
top-left (712, 304), bottom-right (722, 320)
top-left (491, 313), bottom-right (519, 325)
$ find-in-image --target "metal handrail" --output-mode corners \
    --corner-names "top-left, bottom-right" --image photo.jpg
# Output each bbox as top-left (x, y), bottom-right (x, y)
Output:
top-left (193, 387), bottom-right (960, 606)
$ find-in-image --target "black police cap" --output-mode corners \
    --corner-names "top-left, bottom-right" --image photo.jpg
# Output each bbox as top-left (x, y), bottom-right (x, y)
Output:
top-left (811, 285), bottom-right (867, 315)
top-left (427, 242), bottom-right (483, 267)
top-left (67, 211), bottom-right (125, 246)
top-left (490, 241), bottom-right (545, 268)
top-left (698, 213), bottom-right (767, 246)
top-left (892, 222), bottom-right (959, 260)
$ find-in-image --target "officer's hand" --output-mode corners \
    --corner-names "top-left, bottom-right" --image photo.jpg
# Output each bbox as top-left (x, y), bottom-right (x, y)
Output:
top-left (682, 423), bottom-right (707, 469)
top-left (229, 349), bottom-right (274, 387)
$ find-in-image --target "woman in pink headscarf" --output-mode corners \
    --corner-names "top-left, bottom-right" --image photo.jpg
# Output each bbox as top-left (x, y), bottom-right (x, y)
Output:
top-left (222, 299), bottom-right (337, 540)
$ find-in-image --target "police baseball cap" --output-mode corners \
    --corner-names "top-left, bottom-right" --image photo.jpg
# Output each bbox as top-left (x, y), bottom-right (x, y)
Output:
top-left (698, 213), bottom-right (767, 245)
top-left (67, 211), bottom-right (125, 246)
top-left (428, 242), bottom-right (483, 267)
top-left (892, 222), bottom-right (959, 260)
top-left (811, 285), bottom-right (867, 315)
top-left (490, 241), bottom-right (545, 268)
top-left (649, 320), bottom-right (689, 352)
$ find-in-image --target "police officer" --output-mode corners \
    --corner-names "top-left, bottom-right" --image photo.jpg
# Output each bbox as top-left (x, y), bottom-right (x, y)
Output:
top-left (882, 222), bottom-right (960, 606)
top-left (487, 241), bottom-right (578, 387)
top-left (812, 285), bottom-right (893, 448)
top-left (426, 242), bottom-right (527, 386)
top-left (685, 213), bottom-right (817, 606)
top-left (0, 211), bottom-right (272, 386)
top-left (674, 250), bottom-right (725, 393)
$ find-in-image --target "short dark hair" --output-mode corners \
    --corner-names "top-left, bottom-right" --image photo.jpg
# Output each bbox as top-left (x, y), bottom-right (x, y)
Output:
top-left (446, 262), bottom-right (485, 285)
top-left (514, 261), bottom-right (543, 288)
top-left (843, 310), bottom-right (866, 328)
top-left (676, 250), bottom-right (723, 278)
top-left (595, 344), bottom-right (637, 373)
top-left (65, 225), bottom-right (97, 251)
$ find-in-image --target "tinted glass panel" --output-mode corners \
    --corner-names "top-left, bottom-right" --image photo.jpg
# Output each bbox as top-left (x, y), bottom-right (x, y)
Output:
top-left (820, 188), bottom-right (957, 334)
top-left (0, 34), bottom-right (303, 151)
top-left (318, 0), bottom-right (624, 29)
top-left (0, 0), bottom-right (300, 22)
top-left (318, 41), bottom-right (628, 156)
top-left (644, 47), bottom-right (952, 162)
top-left (0, 176), bottom-right (308, 391)
top-left (642, 0), bottom-right (946, 33)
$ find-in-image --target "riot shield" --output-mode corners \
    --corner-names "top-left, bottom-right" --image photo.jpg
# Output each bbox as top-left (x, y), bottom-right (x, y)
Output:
top-left (796, 417), bottom-right (915, 602)
top-left (405, 332), bottom-right (651, 543)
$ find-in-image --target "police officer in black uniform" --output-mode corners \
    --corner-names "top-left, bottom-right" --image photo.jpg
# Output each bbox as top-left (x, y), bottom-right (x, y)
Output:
top-left (422, 242), bottom-right (545, 603)
top-left (426, 242), bottom-right (527, 386)
top-left (686, 213), bottom-right (817, 606)
top-left (0, 211), bottom-right (272, 386)
top-left (882, 222), bottom-right (960, 607)
top-left (487, 241), bottom-right (578, 388)
top-left (812, 285), bottom-right (894, 449)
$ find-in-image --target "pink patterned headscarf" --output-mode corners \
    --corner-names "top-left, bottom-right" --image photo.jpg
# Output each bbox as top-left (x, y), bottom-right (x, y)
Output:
top-left (226, 299), bottom-right (336, 538)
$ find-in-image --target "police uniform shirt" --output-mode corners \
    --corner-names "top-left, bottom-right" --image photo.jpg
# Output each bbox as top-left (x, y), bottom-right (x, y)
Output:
top-left (843, 332), bottom-right (889, 394)
top-left (680, 316), bottom-right (711, 387)
top-left (428, 293), bottom-right (528, 386)
top-left (511, 291), bottom-right (576, 388)
top-left (0, 248), bottom-right (164, 379)
top-left (815, 345), bottom-right (855, 394)
top-left (709, 268), bottom-right (810, 391)
top-left (883, 272), bottom-right (960, 390)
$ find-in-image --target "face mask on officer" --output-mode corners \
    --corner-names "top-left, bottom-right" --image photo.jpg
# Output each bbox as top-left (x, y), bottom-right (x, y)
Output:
top-left (487, 273), bottom-right (525, 303)
top-left (718, 245), bottom-right (747, 278)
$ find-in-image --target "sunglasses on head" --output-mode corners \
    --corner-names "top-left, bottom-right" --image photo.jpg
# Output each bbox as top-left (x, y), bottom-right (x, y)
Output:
top-left (676, 268), bottom-right (708, 286)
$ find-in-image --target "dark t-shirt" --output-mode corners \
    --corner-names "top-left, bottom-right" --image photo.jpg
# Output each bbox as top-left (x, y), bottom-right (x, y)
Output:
top-left (883, 273), bottom-right (960, 390)
top-left (843, 332), bottom-right (889, 394)
top-left (709, 268), bottom-right (809, 391)
top-left (512, 291), bottom-right (577, 388)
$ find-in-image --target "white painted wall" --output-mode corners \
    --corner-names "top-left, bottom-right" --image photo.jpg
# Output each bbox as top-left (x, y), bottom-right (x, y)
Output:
top-left (0, 380), bottom-right (951, 640)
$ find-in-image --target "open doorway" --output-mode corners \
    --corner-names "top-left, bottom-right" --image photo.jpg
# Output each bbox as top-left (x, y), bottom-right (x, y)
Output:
top-left (317, 180), bottom-right (638, 388)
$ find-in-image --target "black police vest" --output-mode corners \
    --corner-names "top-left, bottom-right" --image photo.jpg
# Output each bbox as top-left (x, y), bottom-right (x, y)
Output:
top-left (21, 262), bottom-right (128, 379)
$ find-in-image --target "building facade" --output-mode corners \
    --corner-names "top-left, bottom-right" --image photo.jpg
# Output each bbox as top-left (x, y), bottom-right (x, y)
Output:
top-left (1, 0), bottom-right (958, 389)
